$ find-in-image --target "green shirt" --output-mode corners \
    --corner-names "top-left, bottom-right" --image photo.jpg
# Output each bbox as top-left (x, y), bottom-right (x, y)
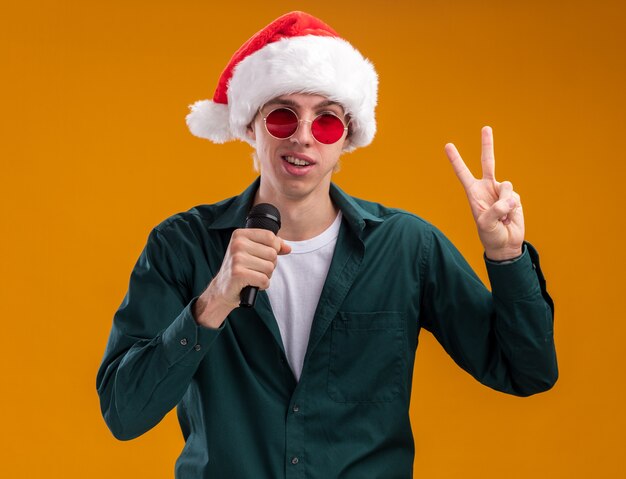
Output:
top-left (97, 178), bottom-right (557, 478)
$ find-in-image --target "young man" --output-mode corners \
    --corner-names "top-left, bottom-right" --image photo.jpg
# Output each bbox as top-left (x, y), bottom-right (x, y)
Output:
top-left (97, 11), bottom-right (557, 478)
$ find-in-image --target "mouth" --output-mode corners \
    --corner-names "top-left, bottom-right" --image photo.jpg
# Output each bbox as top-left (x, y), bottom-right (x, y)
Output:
top-left (282, 155), bottom-right (312, 167)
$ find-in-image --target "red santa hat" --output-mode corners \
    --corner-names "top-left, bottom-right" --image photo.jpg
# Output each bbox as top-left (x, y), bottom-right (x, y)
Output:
top-left (186, 11), bottom-right (378, 152)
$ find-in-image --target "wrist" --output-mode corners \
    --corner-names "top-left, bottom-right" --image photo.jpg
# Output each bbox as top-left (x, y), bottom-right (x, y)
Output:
top-left (193, 290), bottom-right (235, 329)
top-left (484, 246), bottom-right (523, 262)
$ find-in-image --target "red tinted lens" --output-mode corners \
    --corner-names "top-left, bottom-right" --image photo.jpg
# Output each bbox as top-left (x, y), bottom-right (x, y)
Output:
top-left (311, 114), bottom-right (346, 144)
top-left (265, 109), bottom-right (299, 139)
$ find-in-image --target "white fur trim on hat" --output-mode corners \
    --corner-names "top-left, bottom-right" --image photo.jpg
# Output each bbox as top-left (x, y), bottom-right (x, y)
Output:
top-left (228, 35), bottom-right (378, 151)
top-left (186, 100), bottom-right (233, 143)
top-left (187, 35), bottom-right (378, 151)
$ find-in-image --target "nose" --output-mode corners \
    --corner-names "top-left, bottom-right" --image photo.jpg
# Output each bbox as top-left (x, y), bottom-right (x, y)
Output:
top-left (290, 118), bottom-right (315, 147)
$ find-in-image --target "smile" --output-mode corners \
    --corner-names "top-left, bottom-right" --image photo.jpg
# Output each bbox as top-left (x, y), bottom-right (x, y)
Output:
top-left (283, 156), bottom-right (311, 166)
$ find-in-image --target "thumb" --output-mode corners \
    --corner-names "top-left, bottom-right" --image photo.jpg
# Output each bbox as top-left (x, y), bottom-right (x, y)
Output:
top-left (478, 196), bottom-right (516, 231)
top-left (278, 239), bottom-right (292, 255)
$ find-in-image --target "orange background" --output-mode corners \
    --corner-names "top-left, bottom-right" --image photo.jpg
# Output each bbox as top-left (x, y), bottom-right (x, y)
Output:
top-left (1, 1), bottom-right (624, 477)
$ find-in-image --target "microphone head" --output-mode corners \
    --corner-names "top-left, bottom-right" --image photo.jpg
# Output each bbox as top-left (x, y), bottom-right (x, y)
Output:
top-left (245, 203), bottom-right (281, 234)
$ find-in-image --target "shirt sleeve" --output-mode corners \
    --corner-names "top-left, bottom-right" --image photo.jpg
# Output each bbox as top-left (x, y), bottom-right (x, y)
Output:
top-left (419, 227), bottom-right (558, 397)
top-left (96, 227), bottom-right (224, 440)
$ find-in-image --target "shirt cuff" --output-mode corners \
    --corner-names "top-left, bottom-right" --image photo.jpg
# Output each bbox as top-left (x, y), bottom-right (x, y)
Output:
top-left (484, 244), bottom-right (526, 265)
top-left (484, 242), bottom-right (542, 301)
top-left (161, 297), bottom-right (225, 366)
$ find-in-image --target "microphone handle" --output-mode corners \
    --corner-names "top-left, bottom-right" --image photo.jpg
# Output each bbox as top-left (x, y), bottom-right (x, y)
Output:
top-left (240, 285), bottom-right (258, 308)
top-left (238, 203), bottom-right (281, 308)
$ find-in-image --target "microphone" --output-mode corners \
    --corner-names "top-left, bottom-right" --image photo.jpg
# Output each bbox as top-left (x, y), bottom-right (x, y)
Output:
top-left (239, 203), bottom-right (282, 308)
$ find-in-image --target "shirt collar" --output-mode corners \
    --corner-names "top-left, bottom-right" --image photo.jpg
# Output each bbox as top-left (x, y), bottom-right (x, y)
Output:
top-left (329, 182), bottom-right (383, 236)
top-left (206, 178), bottom-right (260, 230)
top-left (207, 177), bottom-right (384, 236)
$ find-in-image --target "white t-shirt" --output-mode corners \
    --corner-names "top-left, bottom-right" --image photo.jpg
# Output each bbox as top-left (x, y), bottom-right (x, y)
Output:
top-left (266, 211), bottom-right (342, 381)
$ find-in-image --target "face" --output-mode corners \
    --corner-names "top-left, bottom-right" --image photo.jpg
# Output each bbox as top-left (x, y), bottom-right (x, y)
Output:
top-left (246, 93), bottom-right (350, 202)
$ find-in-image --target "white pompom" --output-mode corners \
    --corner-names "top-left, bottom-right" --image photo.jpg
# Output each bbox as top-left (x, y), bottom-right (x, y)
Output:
top-left (186, 100), bottom-right (233, 143)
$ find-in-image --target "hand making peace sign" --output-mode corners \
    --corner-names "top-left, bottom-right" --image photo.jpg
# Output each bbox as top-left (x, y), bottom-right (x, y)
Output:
top-left (445, 126), bottom-right (524, 261)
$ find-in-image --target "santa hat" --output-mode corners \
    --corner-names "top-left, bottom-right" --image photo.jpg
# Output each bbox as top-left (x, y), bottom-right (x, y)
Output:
top-left (186, 11), bottom-right (378, 152)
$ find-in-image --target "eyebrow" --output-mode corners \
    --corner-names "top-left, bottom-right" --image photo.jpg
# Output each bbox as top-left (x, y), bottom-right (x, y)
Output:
top-left (264, 97), bottom-right (345, 113)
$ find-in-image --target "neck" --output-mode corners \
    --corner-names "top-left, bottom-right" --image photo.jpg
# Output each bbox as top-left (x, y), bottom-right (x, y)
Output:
top-left (254, 180), bottom-right (338, 241)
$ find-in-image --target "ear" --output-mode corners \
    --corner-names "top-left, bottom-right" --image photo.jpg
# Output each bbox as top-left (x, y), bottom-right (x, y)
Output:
top-left (341, 135), bottom-right (352, 151)
top-left (246, 121), bottom-right (256, 142)
top-left (342, 120), bottom-right (353, 150)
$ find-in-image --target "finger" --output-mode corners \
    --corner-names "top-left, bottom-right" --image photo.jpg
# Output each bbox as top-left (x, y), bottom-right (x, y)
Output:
top-left (242, 269), bottom-right (272, 291)
top-left (235, 254), bottom-right (276, 278)
top-left (504, 191), bottom-right (523, 225)
top-left (230, 233), bottom-right (280, 263)
top-left (239, 228), bottom-right (282, 252)
top-left (496, 180), bottom-right (509, 221)
top-left (498, 180), bottom-right (513, 201)
top-left (478, 196), bottom-right (517, 231)
top-left (228, 257), bottom-right (274, 294)
top-left (481, 126), bottom-right (495, 180)
top-left (445, 142), bottom-right (475, 190)
top-left (278, 239), bottom-right (292, 255)
top-left (243, 240), bottom-right (280, 263)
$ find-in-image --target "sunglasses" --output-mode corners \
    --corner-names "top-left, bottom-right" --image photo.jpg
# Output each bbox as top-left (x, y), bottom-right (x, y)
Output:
top-left (262, 107), bottom-right (349, 145)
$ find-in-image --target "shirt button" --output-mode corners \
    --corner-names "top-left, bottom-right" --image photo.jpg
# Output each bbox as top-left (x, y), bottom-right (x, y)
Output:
top-left (194, 344), bottom-right (201, 351)
top-left (292, 404), bottom-right (300, 413)
top-left (180, 338), bottom-right (188, 346)
top-left (291, 457), bottom-right (299, 465)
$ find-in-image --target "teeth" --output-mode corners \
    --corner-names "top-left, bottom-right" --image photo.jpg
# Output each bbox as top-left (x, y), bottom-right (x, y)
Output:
top-left (284, 156), bottom-right (310, 166)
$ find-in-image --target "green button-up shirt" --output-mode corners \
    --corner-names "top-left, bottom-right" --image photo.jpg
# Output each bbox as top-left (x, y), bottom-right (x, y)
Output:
top-left (97, 178), bottom-right (557, 478)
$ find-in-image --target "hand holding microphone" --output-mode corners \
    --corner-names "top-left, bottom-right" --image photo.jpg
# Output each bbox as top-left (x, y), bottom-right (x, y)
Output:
top-left (239, 204), bottom-right (282, 307)
top-left (193, 204), bottom-right (290, 328)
